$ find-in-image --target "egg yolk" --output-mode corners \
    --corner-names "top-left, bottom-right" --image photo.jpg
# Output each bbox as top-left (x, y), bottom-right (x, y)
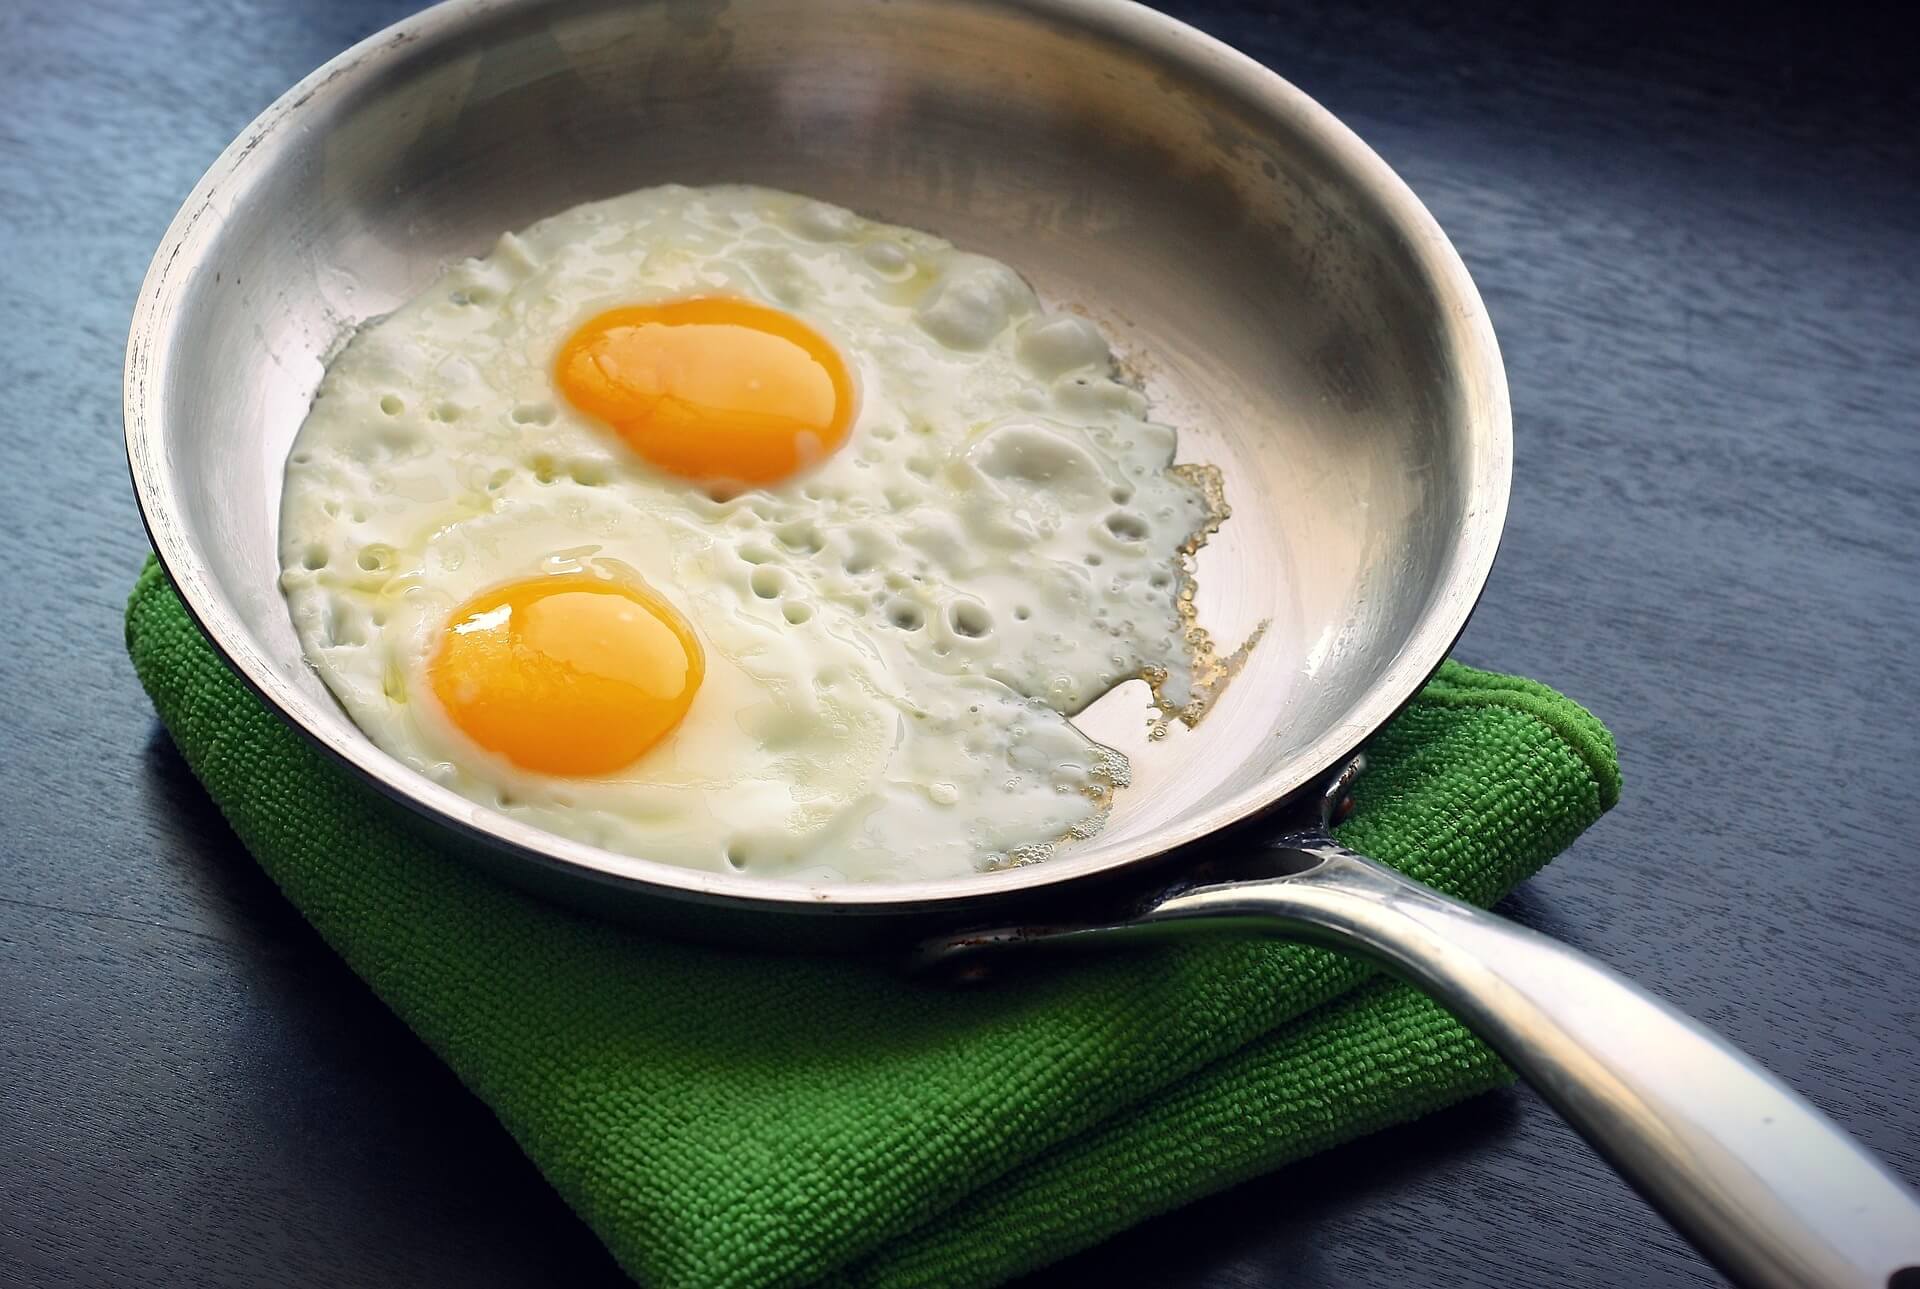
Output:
top-left (428, 574), bottom-right (703, 777)
top-left (554, 297), bottom-right (855, 485)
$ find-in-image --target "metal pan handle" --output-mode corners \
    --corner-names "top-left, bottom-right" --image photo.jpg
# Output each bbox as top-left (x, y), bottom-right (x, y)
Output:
top-left (923, 839), bottom-right (1920, 1289)
top-left (1134, 841), bottom-right (1920, 1289)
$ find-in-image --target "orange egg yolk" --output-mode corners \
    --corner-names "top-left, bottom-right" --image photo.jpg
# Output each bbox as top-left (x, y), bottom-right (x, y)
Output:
top-left (554, 297), bottom-right (855, 485)
top-left (428, 574), bottom-right (703, 777)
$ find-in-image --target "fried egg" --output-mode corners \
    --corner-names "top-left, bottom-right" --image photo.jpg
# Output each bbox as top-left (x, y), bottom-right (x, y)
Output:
top-left (278, 184), bottom-right (1233, 882)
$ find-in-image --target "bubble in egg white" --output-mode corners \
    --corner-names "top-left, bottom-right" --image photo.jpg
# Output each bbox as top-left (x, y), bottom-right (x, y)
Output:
top-left (1017, 312), bottom-right (1111, 377)
top-left (278, 184), bottom-right (1224, 883)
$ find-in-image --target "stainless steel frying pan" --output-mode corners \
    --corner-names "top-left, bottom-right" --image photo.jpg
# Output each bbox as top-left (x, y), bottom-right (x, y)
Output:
top-left (123, 1), bottom-right (1920, 1283)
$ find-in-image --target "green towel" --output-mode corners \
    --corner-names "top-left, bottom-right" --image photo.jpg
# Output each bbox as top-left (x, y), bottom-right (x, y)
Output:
top-left (125, 557), bottom-right (1619, 1288)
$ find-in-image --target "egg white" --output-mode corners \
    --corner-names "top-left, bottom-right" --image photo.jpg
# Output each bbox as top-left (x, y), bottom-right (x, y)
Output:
top-left (278, 184), bottom-right (1225, 882)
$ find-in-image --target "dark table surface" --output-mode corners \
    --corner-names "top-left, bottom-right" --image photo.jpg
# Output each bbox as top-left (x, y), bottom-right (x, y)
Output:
top-left (4, 0), bottom-right (1916, 1285)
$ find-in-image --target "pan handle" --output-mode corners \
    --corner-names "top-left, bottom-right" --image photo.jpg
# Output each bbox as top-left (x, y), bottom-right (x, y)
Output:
top-left (922, 841), bottom-right (1920, 1289)
top-left (1132, 842), bottom-right (1920, 1289)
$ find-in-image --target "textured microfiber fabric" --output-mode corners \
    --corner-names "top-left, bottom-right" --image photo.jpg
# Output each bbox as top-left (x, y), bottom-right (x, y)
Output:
top-left (126, 558), bottom-right (1619, 1289)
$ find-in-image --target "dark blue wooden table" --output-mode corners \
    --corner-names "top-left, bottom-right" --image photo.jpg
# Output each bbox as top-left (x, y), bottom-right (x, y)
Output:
top-left (3, 1), bottom-right (1915, 1284)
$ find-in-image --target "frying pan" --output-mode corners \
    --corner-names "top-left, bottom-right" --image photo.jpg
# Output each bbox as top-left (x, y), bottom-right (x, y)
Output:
top-left (123, 0), bottom-right (1920, 1283)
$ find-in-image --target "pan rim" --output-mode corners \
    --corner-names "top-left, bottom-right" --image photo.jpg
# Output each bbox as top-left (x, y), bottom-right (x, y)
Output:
top-left (124, 0), bottom-right (1511, 919)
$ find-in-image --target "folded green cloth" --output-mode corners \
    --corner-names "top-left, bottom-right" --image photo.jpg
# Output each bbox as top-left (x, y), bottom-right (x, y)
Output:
top-left (126, 557), bottom-right (1618, 1288)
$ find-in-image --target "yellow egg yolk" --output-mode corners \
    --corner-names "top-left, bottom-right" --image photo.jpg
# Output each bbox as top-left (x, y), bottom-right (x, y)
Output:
top-left (554, 297), bottom-right (855, 485)
top-left (428, 574), bottom-right (703, 777)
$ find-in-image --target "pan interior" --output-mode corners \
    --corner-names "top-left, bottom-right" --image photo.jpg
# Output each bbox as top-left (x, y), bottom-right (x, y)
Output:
top-left (129, 0), bottom-right (1507, 909)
